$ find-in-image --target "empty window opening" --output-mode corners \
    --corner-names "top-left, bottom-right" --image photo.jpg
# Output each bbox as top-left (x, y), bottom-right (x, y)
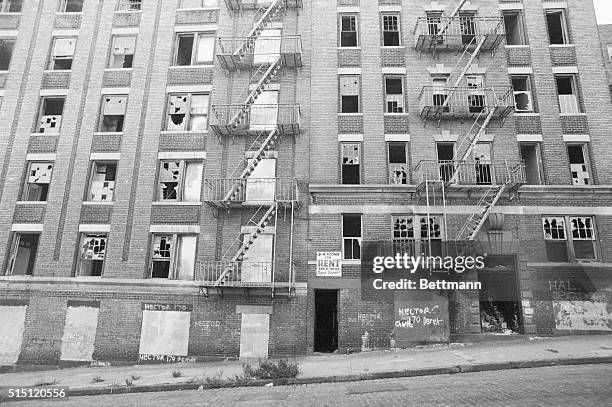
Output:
top-left (166, 93), bottom-right (209, 131)
top-left (503, 11), bottom-right (527, 45)
top-left (427, 12), bottom-right (444, 45)
top-left (37, 97), bottom-right (65, 134)
top-left (385, 76), bottom-right (404, 113)
top-left (520, 144), bottom-right (542, 185)
top-left (23, 162), bottom-right (53, 201)
top-left (382, 14), bottom-right (400, 46)
top-left (473, 143), bottom-right (493, 184)
top-left (567, 144), bottom-right (590, 185)
top-left (78, 234), bottom-right (106, 276)
top-left (7, 233), bottom-right (39, 276)
top-left (314, 290), bottom-right (338, 353)
top-left (99, 95), bottom-right (127, 132)
top-left (459, 13), bottom-right (476, 45)
top-left (342, 214), bottom-right (361, 260)
top-left (467, 75), bottom-right (486, 113)
top-left (340, 14), bottom-right (357, 47)
top-left (109, 35), bottom-right (136, 68)
top-left (437, 143), bottom-right (455, 182)
top-left (88, 162), bottom-right (117, 202)
top-left (49, 37), bottom-right (76, 70)
top-left (546, 10), bottom-right (569, 45)
top-left (340, 75), bottom-right (360, 113)
top-left (60, 0), bottom-right (83, 12)
top-left (151, 234), bottom-right (197, 280)
top-left (432, 77), bottom-right (449, 110)
top-left (556, 75), bottom-right (579, 113)
top-left (341, 143), bottom-right (360, 185)
top-left (512, 76), bottom-right (533, 113)
top-left (0, 0), bottom-right (23, 12)
top-left (0, 38), bottom-right (15, 70)
top-left (175, 33), bottom-right (215, 66)
top-left (388, 142), bottom-right (407, 184)
top-left (117, 0), bottom-right (142, 11)
top-left (158, 160), bottom-right (203, 202)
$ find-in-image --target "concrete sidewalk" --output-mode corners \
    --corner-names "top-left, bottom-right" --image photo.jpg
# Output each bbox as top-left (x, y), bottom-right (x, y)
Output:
top-left (1, 335), bottom-right (611, 400)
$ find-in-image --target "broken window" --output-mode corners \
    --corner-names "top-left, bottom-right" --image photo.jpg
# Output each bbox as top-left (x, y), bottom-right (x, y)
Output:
top-left (109, 35), bottom-right (136, 68)
top-left (0, 38), bottom-right (15, 70)
top-left (384, 76), bottom-right (404, 113)
top-left (88, 162), bottom-right (117, 202)
top-left (570, 216), bottom-right (597, 260)
top-left (543, 216), bottom-right (599, 262)
top-left (342, 214), bottom-right (361, 260)
top-left (0, 0), bottom-right (23, 12)
top-left (340, 14), bottom-right (358, 47)
top-left (174, 32), bottom-right (215, 65)
top-left (117, 0), bottom-right (142, 11)
top-left (158, 160), bottom-right (203, 202)
top-left (546, 10), bottom-right (569, 45)
top-left (459, 12), bottom-right (476, 45)
top-left (543, 216), bottom-right (569, 262)
top-left (467, 75), bottom-right (486, 114)
top-left (512, 76), bottom-right (534, 113)
top-left (180, 0), bottom-right (219, 7)
top-left (77, 234), bottom-right (107, 276)
top-left (393, 215), bottom-right (443, 257)
top-left (437, 143), bottom-right (455, 182)
top-left (150, 234), bottom-right (197, 280)
top-left (567, 144), bottom-right (590, 185)
top-left (340, 75), bottom-right (360, 113)
top-left (341, 143), bottom-right (360, 185)
top-left (388, 142), bottom-right (407, 184)
top-left (36, 97), bottom-right (65, 134)
top-left (60, 0), bottom-right (83, 12)
top-left (7, 233), bottom-right (39, 276)
top-left (556, 75), bottom-right (580, 113)
top-left (49, 37), bottom-right (76, 70)
top-left (392, 216), bottom-right (415, 254)
top-left (382, 14), bottom-right (400, 46)
top-left (99, 95), bottom-right (127, 132)
top-left (22, 162), bottom-right (53, 201)
top-left (503, 11), bottom-right (527, 46)
top-left (166, 93), bottom-right (209, 131)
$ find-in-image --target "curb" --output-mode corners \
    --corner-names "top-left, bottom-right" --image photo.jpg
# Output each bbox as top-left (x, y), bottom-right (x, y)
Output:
top-left (2, 356), bottom-right (611, 402)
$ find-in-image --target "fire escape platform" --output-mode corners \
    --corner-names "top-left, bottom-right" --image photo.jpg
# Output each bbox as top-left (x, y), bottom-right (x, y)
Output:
top-left (209, 104), bottom-right (301, 138)
top-left (224, 0), bottom-right (302, 10)
top-left (203, 178), bottom-right (300, 209)
top-left (413, 16), bottom-right (505, 53)
top-left (217, 36), bottom-right (303, 70)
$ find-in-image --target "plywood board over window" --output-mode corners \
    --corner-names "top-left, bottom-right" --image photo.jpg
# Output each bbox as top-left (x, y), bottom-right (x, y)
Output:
top-left (240, 313), bottom-right (269, 358)
top-left (60, 304), bottom-right (99, 362)
top-left (0, 304), bottom-right (27, 365)
top-left (139, 308), bottom-right (191, 356)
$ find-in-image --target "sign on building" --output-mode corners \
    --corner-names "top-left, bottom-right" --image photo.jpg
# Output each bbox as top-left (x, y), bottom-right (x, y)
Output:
top-left (316, 252), bottom-right (342, 277)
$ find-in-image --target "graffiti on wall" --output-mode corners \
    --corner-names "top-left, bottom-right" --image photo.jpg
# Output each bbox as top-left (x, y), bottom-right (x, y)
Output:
top-left (346, 313), bottom-right (383, 327)
top-left (549, 281), bottom-right (612, 332)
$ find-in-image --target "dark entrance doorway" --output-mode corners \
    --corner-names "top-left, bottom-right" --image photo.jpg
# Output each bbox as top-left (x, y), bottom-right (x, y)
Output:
top-left (479, 256), bottom-right (523, 334)
top-left (314, 290), bottom-right (338, 352)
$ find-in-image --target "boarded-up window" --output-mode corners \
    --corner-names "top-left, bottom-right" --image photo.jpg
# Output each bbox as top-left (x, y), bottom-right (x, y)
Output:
top-left (78, 234), bottom-right (107, 276)
top-left (158, 160), bottom-right (203, 202)
top-left (60, 303), bottom-right (99, 362)
top-left (23, 162), bottom-right (53, 201)
top-left (0, 304), bottom-right (27, 365)
top-left (88, 162), bottom-right (117, 201)
top-left (109, 35), bottom-right (136, 68)
top-left (139, 307), bottom-right (191, 357)
top-left (151, 234), bottom-right (197, 280)
top-left (240, 313), bottom-right (269, 358)
top-left (340, 75), bottom-right (360, 113)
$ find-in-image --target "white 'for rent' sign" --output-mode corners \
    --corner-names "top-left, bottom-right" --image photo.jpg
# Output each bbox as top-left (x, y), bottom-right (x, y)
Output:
top-left (316, 252), bottom-right (342, 277)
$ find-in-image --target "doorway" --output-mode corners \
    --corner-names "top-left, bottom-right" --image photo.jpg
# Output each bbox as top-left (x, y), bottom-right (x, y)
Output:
top-left (314, 290), bottom-right (338, 352)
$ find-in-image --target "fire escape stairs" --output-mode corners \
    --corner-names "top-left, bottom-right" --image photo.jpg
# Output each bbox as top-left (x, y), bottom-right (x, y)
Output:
top-left (215, 204), bottom-right (277, 286)
top-left (456, 184), bottom-right (506, 242)
top-left (233, 0), bottom-right (286, 65)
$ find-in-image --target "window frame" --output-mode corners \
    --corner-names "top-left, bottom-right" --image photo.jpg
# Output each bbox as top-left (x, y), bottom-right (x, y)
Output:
top-left (545, 9), bottom-right (570, 45)
top-left (340, 142), bottom-right (361, 185)
top-left (149, 233), bottom-right (198, 280)
top-left (392, 215), bottom-right (445, 256)
top-left (342, 214), bottom-right (362, 261)
top-left (87, 161), bottom-right (118, 202)
top-left (165, 92), bottom-right (210, 132)
top-left (116, 0), bottom-right (142, 11)
top-left (21, 162), bottom-right (54, 202)
top-left (511, 75), bottom-right (535, 113)
top-left (339, 75), bottom-right (361, 113)
top-left (381, 13), bottom-right (401, 47)
top-left (48, 36), bottom-right (77, 71)
top-left (0, 0), bottom-right (23, 13)
top-left (173, 32), bottom-right (216, 66)
top-left (339, 13), bottom-right (358, 48)
top-left (384, 75), bottom-right (405, 114)
top-left (503, 10), bottom-right (528, 46)
top-left (5, 232), bottom-right (39, 276)
top-left (555, 74), bottom-right (581, 114)
top-left (542, 216), bottom-right (599, 262)
top-left (108, 34), bottom-right (137, 69)
top-left (157, 159), bottom-right (204, 202)
top-left (76, 233), bottom-right (108, 277)
top-left (387, 142), bottom-right (408, 185)
top-left (59, 0), bottom-right (84, 13)
top-left (566, 143), bottom-right (591, 186)
top-left (0, 37), bottom-right (16, 71)
top-left (35, 96), bottom-right (66, 134)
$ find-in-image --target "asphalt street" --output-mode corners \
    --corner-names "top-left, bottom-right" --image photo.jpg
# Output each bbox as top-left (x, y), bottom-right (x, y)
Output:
top-left (7, 363), bottom-right (612, 407)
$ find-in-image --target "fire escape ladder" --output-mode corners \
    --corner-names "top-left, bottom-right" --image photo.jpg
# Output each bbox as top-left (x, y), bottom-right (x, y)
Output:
top-left (234, 0), bottom-right (286, 64)
top-left (227, 57), bottom-right (282, 130)
top-left (456, 184), bottom-right (506, 242)
top-left (215, 203), bottom-right (277, 286)
top-left (223, 128), bottom-right (280, 203)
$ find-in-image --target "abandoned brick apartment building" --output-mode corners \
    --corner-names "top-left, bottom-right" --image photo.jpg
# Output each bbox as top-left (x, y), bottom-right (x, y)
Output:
top-left (0, 0), bottom-right (611, 366)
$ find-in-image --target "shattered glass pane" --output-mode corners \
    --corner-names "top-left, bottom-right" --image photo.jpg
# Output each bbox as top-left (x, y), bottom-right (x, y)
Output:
top-left (543, 217), bottom-right (566, 240)
top-left (153, 235), bottom-right (172, 259)
top-left (29, 163), bottom-right (53, 184)
top-left (80, 235), bottom-right (106, 260)
top-left (570, 217), bottom-right (594, 240)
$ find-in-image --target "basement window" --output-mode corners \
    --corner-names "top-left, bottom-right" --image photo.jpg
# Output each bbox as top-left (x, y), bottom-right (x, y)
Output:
top-left (49, 37), bottom-right (76, 70)
top-left (512, 76), bottom-right (534, 113)
top-left (567, 144), bottom-right (590, 185)
top-left (109, 35), bottom-right (136, 68)
top-left (99, 95), bottom-right (127, 132)
top-left (503, 11), bottom-right (527, 45)
top-left (117, 0), bottom-right (142, 11)
top-left (36, 97), bottom-right (65, 134)
top-left (174, 32), bottom-right (215, 65)
top-left (77, 234), bottom-right (107, 276)
top-left (546, 10), bottom-right (569, 45)
top-left (0, 0), bottom-right (23, 12)
top-left (0, 38), bottom-right (15, 70)
top-left (388, 142), bottom-right (407, 184)
top-left (339, 14), bottom-right (358, 47)
top-left (340, 75), bottom-right (360, 113)
top-left (556, 75), bottom-right (580, 114)
top-left (382, 14), bottom-right (400, 46)
top-left (166, 93), bottom-right (209, 131)
top-left (342, 214), bottom-right (361, 260)
top-left (88, 162), bottom-right (117, 202)
top-left (22, 162), bottom-right (53, 201)
top-left (60, 0), bottom-right (83, 12)
top-left (341, 143), bottom-right (360, 185)
top-left (158, 160), bottom-right (203, 202)
top-left (150, 234), bottom-right (197, 280)
top-left (384, 76), bottom-right (404, 113)
top-left (7, 233), bottom-right (39, 276)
